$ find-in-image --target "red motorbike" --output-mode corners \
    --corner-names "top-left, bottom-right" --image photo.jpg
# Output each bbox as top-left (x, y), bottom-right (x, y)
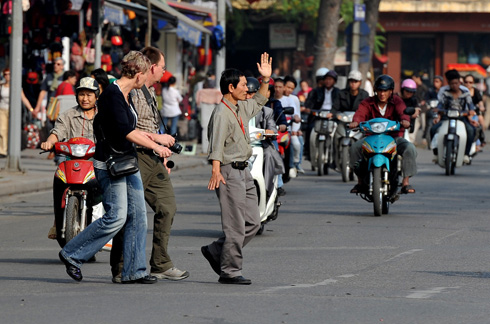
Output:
top-left (52, 137), bottom-right (100, 247)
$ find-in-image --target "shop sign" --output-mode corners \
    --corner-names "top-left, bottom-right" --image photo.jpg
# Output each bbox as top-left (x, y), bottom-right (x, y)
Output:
top-left (177, 22), bottom-right (202, 46)
top-left (104, 5), bottom-right (127, 25)
top-left (269, 24), bottom-right (296, 49)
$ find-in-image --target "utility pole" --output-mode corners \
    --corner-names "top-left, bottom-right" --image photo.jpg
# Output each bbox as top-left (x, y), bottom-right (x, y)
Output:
top-left (215, 0), bottom-right (226, 88)
top-left (4, 0), bottom-right (23, 172)
top-left (351, 0), bottom-right (361, 72)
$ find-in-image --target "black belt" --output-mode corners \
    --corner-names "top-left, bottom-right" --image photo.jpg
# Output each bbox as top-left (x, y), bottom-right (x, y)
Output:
top-left (231, 161), bottom-right (249, 170)
top-left (136, 148), bottom-right (154, 155)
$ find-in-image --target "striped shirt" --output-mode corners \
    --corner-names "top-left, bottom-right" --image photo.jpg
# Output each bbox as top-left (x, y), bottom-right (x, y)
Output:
top-left (131, 85), bottom-right (160, 134)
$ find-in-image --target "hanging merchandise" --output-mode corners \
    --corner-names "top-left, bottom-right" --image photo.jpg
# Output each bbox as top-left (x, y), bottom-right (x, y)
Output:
top-left (211, 24), bottom-right (224, 50)
top-left (101, 53), bottom-right (112, 72)
top-left (83, 39), bottom-right (95, 64)
top-left (198, 46), bottom-right (212, 66)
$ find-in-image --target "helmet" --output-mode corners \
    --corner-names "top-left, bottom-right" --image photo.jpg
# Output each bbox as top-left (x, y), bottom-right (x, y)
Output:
top-left (401, 78), bottom-right (417, 92)
top-left (374, 75), bottom-right (395, 91)
top-left (325, 70), bottom-right (338, 82)
top-left (76, 77), bottom-right (100, 99)
top-left (348, 70), bottom-right (362, 81)
top-left (246, 77), bottom-right (260, 93)
top-left (315, 67), bottom-right (329, 78)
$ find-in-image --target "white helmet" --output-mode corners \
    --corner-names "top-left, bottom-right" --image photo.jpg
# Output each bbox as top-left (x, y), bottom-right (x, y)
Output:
top-left (315, 67), bottom-right (329, 78)
top-left (348, 70), bottom-right (362, 81)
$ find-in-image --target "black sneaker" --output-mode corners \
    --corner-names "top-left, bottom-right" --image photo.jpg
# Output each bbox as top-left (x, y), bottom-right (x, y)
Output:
top-left (277, 187), bottom-right (286, 196)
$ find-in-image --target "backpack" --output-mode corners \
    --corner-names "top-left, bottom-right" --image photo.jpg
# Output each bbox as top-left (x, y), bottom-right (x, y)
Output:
top-left (211, 25), bottom-right (225, 50)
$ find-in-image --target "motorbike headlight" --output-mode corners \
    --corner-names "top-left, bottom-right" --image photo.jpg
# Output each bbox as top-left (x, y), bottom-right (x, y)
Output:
top-left (369, 121), bottom-right (388, 133)
top-left (70, 144), bottom-right (90, 157)
top-left (88, 146), bottom-right (96, 154)
top-left (447, 110), bottom-right (460, 118)
top-left (319, 111), bottom-right (330, 118)
top-left (429, 99), bottom-right (439, 108)
top-left (249, 131), bottom-right (265, 142)
top-left (340, 112), bottom-right (355, 122)
top-left (59, 144), bottom-right (70, 155)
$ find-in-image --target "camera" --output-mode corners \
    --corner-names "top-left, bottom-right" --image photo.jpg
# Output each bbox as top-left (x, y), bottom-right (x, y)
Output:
top-left (169, 142), bottom-right (182, 154)
top-left (168, 133), bottom-right (182, 154)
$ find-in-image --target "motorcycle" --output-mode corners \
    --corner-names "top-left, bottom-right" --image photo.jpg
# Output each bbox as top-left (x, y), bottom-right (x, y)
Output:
top-left (354, 117), bottom-right (409, 216)
top-left (276, 106), bottom-right (295, 183)
top-left (51, 137), bottom-right (100, 247)
top-left (425, 99), bottom-right (439, 149)
top-left (248, 125), bottom-right (282, 235)
top-left (333, 111), bottom-right (362, 182)
top-left (310, 110), bottom-right (336, 176)
top-left (433, 102), bottom-right (470, 175)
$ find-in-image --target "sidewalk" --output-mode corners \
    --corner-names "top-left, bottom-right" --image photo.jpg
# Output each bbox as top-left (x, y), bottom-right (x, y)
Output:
top-left (0, 144), bottom-right (208, 198)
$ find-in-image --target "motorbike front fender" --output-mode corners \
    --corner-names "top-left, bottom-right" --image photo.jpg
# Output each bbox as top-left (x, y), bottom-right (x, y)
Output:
top-left (341, 137), bottom-right (352, 147)
top-left (368, 154), bottom-right (390, 171)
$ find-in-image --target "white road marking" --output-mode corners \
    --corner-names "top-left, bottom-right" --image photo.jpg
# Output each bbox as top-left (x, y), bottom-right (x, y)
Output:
top-left (385, 249), bottom-right (423, 262)
top-left (406, 286), bottom-right (460, 299)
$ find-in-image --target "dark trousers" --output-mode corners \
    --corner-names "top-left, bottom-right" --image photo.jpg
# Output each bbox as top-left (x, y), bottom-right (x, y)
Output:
top-left (111, 151), bottom-right (177, 276)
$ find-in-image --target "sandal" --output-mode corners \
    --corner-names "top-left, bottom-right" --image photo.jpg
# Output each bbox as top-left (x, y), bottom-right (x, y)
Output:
top-left (401, 185), bottom-right (416, 194)
top-left (350, 184), bottom-right (364, 194)
top-left (48, 226), bottom-right (57, 240)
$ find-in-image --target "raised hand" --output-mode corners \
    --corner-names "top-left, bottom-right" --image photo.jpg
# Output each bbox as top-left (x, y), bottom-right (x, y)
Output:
top-left (257, 52), bottom-right (272, 79)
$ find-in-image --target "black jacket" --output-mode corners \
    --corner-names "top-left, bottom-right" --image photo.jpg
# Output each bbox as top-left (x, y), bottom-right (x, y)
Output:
top-left (331, 88), bottom-right (369, 115)
top-left (305, 86), bottom-right (340, 111)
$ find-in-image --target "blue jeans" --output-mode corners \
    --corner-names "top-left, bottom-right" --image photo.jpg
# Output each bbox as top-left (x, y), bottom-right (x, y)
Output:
top-left (162, 116), bottom-right (180, 136)
top-left (60, 169), bottom-right (149, 281)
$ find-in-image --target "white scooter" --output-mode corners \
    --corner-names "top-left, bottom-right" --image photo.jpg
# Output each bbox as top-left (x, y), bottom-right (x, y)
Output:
top-left (248, 123), bottom-right (281, 235)
top-left (433, 102), bottom-right (471, 175)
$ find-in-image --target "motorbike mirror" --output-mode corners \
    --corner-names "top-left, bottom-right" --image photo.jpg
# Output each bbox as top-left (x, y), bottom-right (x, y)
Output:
top-left (283, 107), bottom-right (295, 115)
top-left (404, 107), bottom-right (416, 116)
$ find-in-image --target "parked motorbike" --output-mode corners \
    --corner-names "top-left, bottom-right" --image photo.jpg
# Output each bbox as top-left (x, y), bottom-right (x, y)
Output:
top-left (333, 111), bottom-right (362, 182)
top-left (433, 102), bottom-right (470, 175)
top-left (248, 125), bottom-right (281, 235)
top-left (310, 110), bottom-right (336, 176)
top-left (51, 137), bottom-right (100, 247)
top-left (354, 118), bottom-right (406, 216)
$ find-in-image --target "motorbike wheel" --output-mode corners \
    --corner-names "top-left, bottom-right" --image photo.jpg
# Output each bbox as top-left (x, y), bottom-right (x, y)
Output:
top-left (324, 136), bottom-right (332, 175)
top-left (341, 146), bottom-right (350, 182)
top-left (65, 196), bottom-right (82, 243)
top-left (372, 167), bottom-right (383, 217)
top-left (317, 140), bottom-right (325, 176)
top-left (382, 197), bottom-right (390, 214)
top-left (445, 141), bottom-right (453, 176)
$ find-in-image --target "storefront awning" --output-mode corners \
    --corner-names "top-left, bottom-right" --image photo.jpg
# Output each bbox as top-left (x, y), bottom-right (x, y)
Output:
top-left (447, 63), bottom-right (487, 78)
top-left (105, 0), bottom-right (178, 25)
top-left (131, 0), bottom-right (211, 46)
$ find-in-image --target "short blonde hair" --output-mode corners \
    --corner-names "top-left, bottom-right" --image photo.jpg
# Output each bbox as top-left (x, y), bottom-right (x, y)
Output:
top-left (121, 51), bottom-right (151, 79)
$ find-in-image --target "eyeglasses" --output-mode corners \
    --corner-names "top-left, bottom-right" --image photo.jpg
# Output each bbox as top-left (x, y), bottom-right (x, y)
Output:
top-left (464, 80), bottom-right (473, 84)
top-left (55, 62), bottom-right (63, 66)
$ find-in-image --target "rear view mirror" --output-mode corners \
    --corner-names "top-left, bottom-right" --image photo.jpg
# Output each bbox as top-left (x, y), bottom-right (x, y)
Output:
top-left (283, 107), bottom-right (295, 115)
top-left (404, 107), bottom-right (416, 116)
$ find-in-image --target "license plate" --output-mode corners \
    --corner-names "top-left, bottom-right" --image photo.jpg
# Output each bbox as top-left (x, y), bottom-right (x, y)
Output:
top-left (319, 135), bottom-right (326, 140)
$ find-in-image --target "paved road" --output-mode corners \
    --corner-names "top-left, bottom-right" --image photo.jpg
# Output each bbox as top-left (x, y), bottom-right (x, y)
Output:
top-left (1, 146), bottom-right (490, 323)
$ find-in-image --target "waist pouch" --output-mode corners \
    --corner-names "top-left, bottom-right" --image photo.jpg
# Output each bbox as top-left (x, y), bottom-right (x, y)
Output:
top-left (231, 161), bottom-right (249, 170)
top-left (106, 155), bottom-right (139, 178)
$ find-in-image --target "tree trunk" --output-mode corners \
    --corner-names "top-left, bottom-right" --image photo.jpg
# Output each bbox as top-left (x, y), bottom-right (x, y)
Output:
top-left (359, 0), bottom-right (381, 83)
top-left (313, 0), bottom-right (341, 72)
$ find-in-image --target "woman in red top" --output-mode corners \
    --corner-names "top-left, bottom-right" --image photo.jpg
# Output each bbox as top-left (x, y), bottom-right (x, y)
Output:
top-left (55, 70), bottom-right (77, 96)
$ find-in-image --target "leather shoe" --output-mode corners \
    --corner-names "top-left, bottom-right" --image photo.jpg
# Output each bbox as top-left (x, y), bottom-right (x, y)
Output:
top-left (218, 276), bottom-right (252, 285)
top-left (122, 275), bottom-right (157, 284)
top-left (201, 246), bottom-right (221, 275)
top-left (59, 252), bottom-right (83, 282)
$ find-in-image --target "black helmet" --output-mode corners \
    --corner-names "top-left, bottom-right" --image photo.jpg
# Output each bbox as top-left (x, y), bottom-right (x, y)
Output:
top-left (325, 70), bottom-right (338, 82)
top-left (374, 74), bottom-right (395, 91)
top-left (246, 77), bottom-right (260, 93)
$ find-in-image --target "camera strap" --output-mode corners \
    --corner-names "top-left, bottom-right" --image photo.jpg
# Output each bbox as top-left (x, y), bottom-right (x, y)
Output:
top-left (141, 85), bottom-right (170, 135)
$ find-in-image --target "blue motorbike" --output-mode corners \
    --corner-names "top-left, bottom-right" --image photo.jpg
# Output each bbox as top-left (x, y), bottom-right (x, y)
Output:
top-left (356, 118), bottom-right (403, 216)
